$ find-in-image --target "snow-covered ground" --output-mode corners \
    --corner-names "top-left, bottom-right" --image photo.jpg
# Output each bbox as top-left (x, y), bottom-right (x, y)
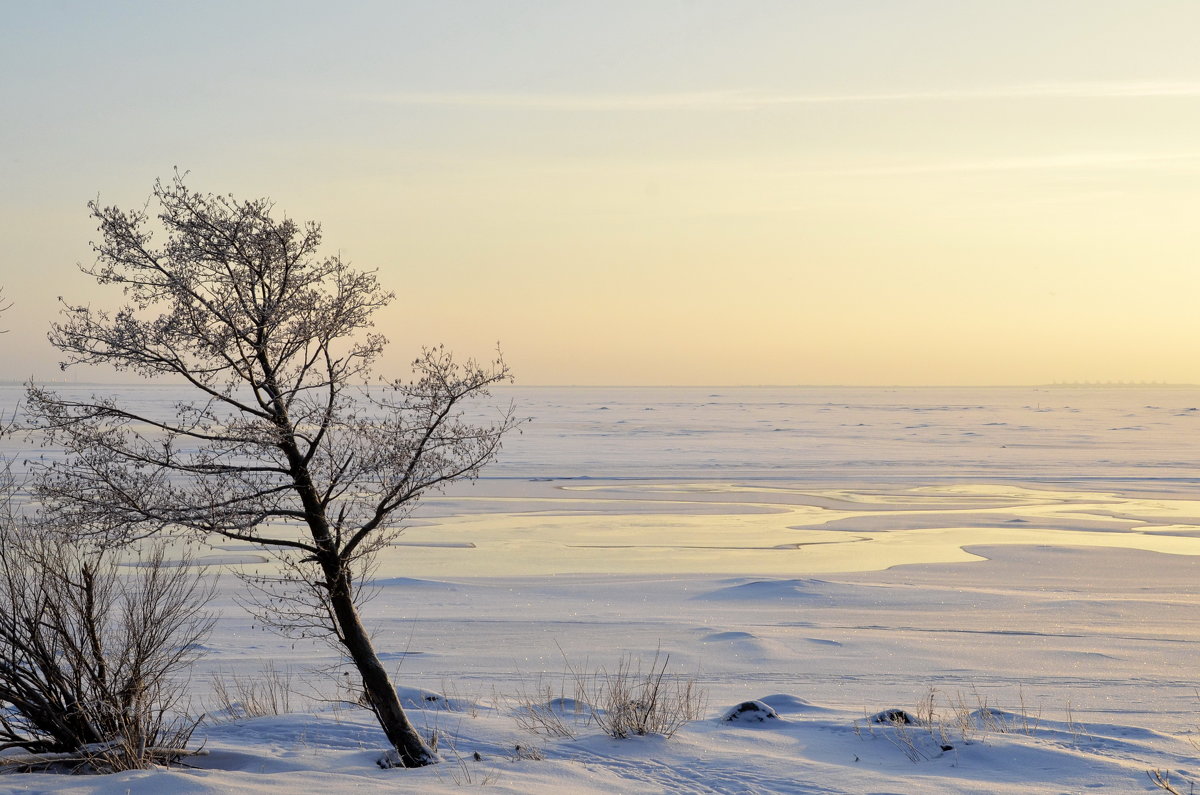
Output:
top-left (5, 385), bottom-right (1200, 793)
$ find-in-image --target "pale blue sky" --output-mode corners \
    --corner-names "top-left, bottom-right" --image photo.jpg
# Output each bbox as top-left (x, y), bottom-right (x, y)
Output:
top-left (3, 1), bottom-right (1200, 384)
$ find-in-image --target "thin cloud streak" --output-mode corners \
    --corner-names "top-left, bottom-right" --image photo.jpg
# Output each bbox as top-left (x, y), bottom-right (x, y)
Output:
top-left (815, 152), bottom-right (1200, 177)
top-left (361, 81), bottom-right (1200, 111)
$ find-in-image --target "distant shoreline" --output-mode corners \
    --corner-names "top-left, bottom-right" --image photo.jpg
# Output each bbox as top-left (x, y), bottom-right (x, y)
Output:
top-left (3, 381), bottom-right (1198, 389)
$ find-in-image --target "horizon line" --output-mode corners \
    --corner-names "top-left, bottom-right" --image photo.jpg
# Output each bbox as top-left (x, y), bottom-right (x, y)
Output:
top-left (5, 381), bottom-right (1198, 390)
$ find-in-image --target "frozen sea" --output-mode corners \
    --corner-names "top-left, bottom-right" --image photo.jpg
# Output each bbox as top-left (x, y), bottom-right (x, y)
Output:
top-left (488, 385), bottom-right (1200, 483)
top-left (7, 382), bottom-right (1200, 483)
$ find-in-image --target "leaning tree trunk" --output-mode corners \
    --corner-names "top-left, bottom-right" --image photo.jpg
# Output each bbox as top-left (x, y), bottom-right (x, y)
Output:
top-left (325, 561), bottom-right (436, 767)
top-left (278, 423), bottom-right (435, 768)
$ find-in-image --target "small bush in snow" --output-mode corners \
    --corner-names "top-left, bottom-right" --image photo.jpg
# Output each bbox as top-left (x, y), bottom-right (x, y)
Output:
top-left (0, 527), bottom-right (214, 771)
top-left (568, 650), bottom-right (707, 739)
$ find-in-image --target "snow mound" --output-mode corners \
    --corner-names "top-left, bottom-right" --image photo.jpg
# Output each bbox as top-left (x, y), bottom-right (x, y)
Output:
top-left (758, 693), bottom-right (825, 714)
top-left (870, 708), bottom-right (918, 725)
top-left (695, 579), bottom-right (831, 601)
top-left (394, 686), bottom-right (478, 712)
top-left (702, 630), bottom-right (756, 642)
top-left (545, 697), bottom-right (588, 715)
top-left (721, 700), bottom-right (780, 723)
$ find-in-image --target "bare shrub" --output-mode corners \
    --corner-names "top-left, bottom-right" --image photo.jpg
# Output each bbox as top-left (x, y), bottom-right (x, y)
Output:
top-left (0, 524), bottom-right (214, 771)
top-left (941, 686), bottom-right (1041, 741)
top-left (1063, 699), bottom-right (1091, 744)
top-left (432, 732), bottom-right (501, 788)
top-left (210, 661), bottom-right (295, 721)
top-left (567, 650), bottom-right (707, 739)
top-left (864, 696), bottom-right (952, 763)
top-left (1149, 769), bottom-right (1195, 794)
top-left (507, 682), bottom-right (584, 739)
top-left (507, 650), bottom-right (706, 741)
top-left (875, 712), bottom-right (929, 763)
top-left (510, 743), bottom-right (544, 761)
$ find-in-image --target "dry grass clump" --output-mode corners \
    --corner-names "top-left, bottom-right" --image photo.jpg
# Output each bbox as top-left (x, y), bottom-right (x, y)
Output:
top-left (508, 683), bottom-right (585, 739)
top-left (854, 687), bottom-right (1052, 764)
top-left (210, 661), bottom-right (295, 721)
top-left (512, 649), bottom-right (707, 740)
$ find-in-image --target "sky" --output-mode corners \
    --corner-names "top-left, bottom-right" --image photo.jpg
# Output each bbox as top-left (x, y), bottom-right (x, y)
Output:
top-left (2, 0), bottom-right (1199, 386)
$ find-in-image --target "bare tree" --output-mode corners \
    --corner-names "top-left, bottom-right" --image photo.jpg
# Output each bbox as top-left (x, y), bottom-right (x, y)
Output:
top-left (27, 174), bottom-right (518, 767)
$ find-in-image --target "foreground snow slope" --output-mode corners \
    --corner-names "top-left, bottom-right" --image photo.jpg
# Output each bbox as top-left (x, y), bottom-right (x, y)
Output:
top-left (8, 523), bottom-right (1200, 792)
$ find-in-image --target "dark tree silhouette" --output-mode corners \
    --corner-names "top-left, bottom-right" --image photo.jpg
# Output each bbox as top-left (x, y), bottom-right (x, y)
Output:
top-left (28, 175), bottom-right (518, 767)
